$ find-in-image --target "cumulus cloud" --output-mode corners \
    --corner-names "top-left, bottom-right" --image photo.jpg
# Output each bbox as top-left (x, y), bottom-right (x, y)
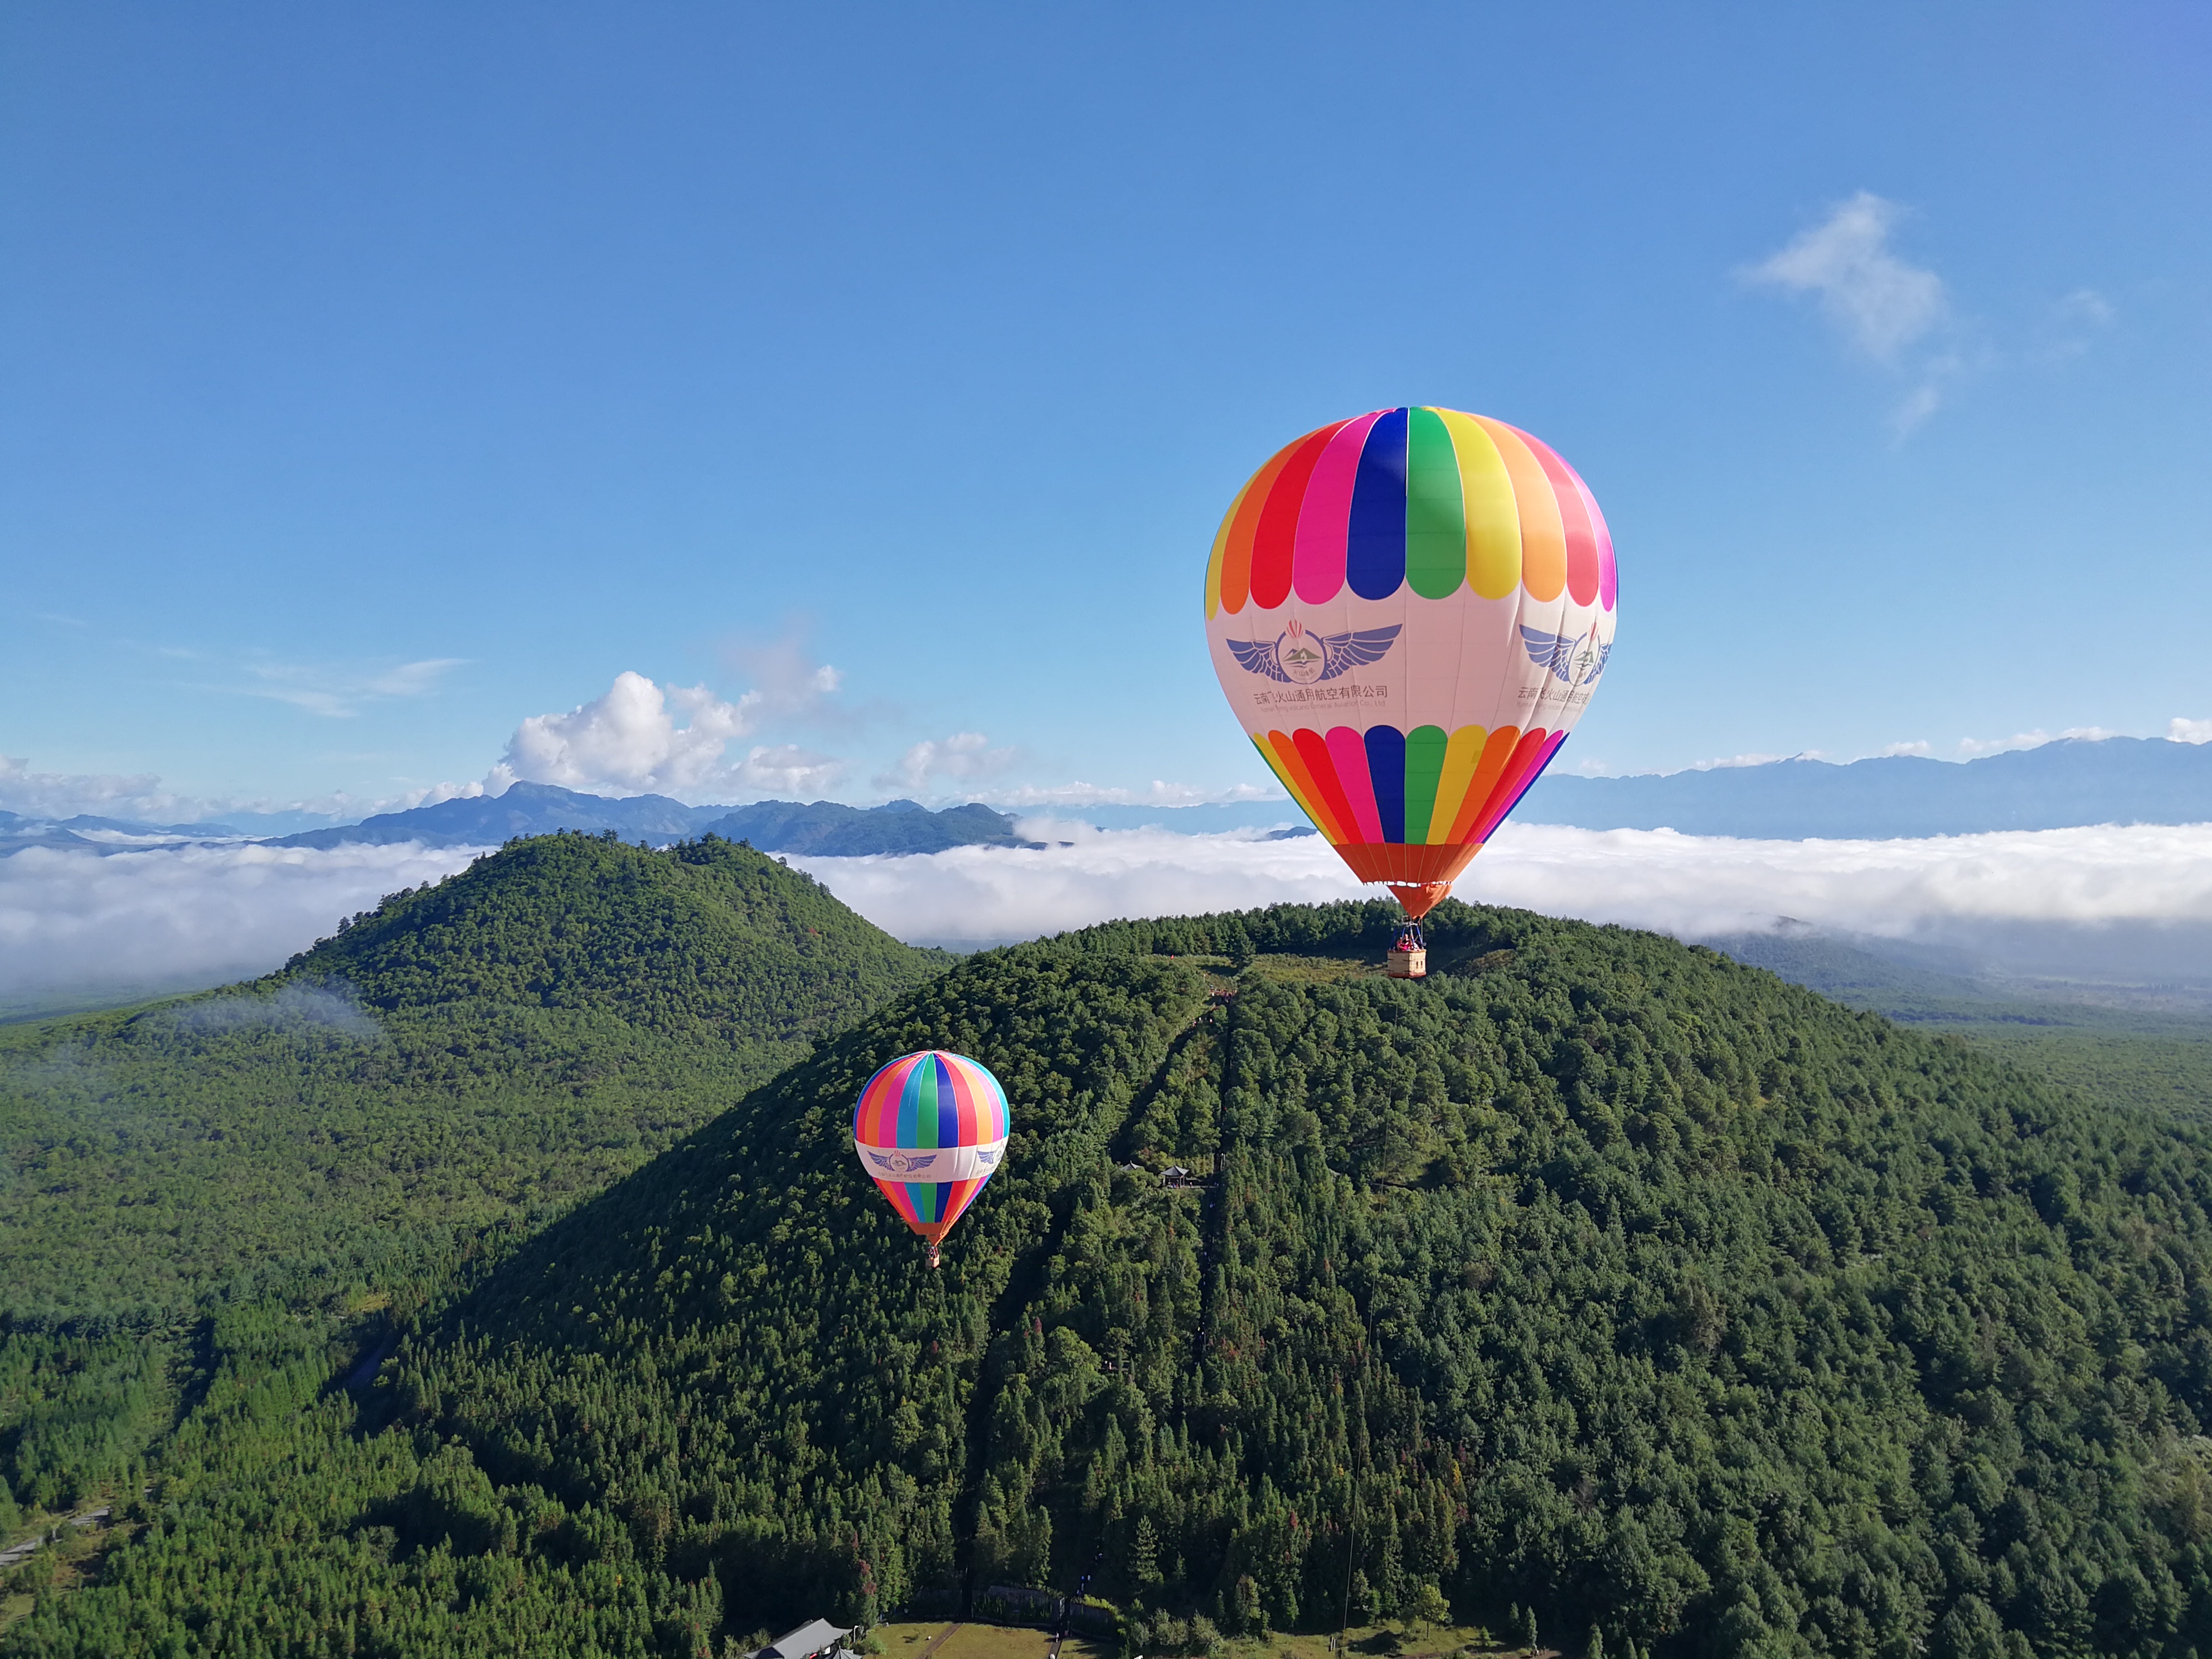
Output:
top-left (0, 841), bottom-right (481, 1006)
top-left (0, 756), bottom-right (185, 822)
top-left (2170, 718), bottom-right (2212, 745)
top-left (793, 821), bottom-right (2212, 983)
top-left (1747, 192), bottom-right (1946, 363)
top-left (472, 636), bottom-right (852, 802)
top-left (731, 744), bottom-right (847, 795)
top-left (486, 672), bottom-right (754, 796)
top-left (876, 732), bottom-right (1022, 794)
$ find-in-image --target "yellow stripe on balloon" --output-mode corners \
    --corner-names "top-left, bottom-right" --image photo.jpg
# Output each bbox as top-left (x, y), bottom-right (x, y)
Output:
top-left (1435, 409), bottom-right (1522, 601)
top-left (1470, 415), bottom-right (1565, 602)
top-left (1425, 724), bottom-right (1490, 843)
top-left (1205, 470), bottom-right (1258, 620)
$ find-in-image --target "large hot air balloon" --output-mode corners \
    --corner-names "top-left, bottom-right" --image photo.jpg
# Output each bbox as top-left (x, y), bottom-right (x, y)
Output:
top-left (1203, 407), bottom-right (1617, 975)
top-left (851, 1049), bottom-right (1010, 1268)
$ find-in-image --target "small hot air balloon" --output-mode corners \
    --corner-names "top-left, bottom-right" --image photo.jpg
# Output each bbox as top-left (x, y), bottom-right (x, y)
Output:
top-left (851, 1050), bottom-right (1010, 1268)
top-left (1203, 408), bottom-right (1618, 976)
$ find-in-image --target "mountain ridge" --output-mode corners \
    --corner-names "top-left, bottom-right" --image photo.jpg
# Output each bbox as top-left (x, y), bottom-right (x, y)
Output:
top-left (1517, 734), bottom-right (2212, 838)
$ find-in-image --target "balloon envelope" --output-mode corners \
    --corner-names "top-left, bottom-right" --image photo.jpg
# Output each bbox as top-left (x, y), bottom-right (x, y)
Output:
top-left (851, 1050), bottom-right (1011, 1247)
top-left (1203, 406), bottom-right (1618, 918)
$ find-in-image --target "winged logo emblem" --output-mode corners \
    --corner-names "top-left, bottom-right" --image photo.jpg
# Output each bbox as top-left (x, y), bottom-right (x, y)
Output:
top-left (1519, 623), bottom-right (1612, 688)
top-left (1228, 619), bottom-right (1402, 685)
top-left (868, 1149), bottom-right (940, 1176)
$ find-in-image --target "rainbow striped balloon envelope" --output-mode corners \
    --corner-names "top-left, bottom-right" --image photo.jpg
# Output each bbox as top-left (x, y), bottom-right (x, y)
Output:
top-left (1203, 406), bottom-right (1618, 919)
top-left (851, 1050), bottom-right (1011, 1263)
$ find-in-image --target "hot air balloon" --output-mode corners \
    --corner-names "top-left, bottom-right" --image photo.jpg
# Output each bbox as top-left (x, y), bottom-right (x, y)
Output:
top-left (1203, 407), bottom-right (1617, 977)
top-left (851, 1049), bottom-right (1010, 1268)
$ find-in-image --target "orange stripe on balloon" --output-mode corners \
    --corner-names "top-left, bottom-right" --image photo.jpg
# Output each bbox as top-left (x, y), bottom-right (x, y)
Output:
top-left (1446, 725), bottom-right (1525, 843)
top-left (1292, 727), bottom-right (1366, 847)
top-left (1218, 435), bottom-right (1304, 617)
top-left (1471, 417), bottom-right (1565, 603)
top-left (1515, 428), bottom-right (1600, 608)
top-left (1255, 732), bottom-right (1347, 843)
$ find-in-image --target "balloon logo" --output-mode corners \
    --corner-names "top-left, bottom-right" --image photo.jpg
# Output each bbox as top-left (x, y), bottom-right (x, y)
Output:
top-left (1204, 407), bottom-right (1618, 925)
top-left (851, 1050), bottom-right (1011, 1268)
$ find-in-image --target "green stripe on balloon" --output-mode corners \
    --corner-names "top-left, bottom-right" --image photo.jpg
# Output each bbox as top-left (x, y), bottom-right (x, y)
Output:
top-left (1403, 725), bottom-right (1448, 842)
top-left (1404, 408), bottom-right (1467, 599)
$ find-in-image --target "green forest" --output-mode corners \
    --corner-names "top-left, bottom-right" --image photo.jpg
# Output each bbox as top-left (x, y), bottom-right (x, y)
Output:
top-left (7, 841), bottom-right (2212, 1657)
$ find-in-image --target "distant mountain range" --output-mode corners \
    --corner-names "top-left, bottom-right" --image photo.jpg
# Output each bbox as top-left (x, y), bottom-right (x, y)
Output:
top-left (1517, 734), bottom-right (2212, 838)
top-left (10, 735), bottom-right (2207, 859)
top-left (263, 781), bottom-right (1036, 855)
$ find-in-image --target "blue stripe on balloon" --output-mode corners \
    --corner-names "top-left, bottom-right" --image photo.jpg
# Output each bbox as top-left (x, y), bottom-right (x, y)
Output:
top-left (1346, 407), bottom-right (1409, 600)
top-left (897, 1062), bottom-right (923, 1148)
top-left (936, 1054), bottom-right (958, 1148)
top-left (1365, 725), bottom-right (1406, 843)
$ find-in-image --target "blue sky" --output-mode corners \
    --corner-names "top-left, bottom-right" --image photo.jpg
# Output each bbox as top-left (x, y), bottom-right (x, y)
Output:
top-left (4, 2), bottom-right (2208, 818)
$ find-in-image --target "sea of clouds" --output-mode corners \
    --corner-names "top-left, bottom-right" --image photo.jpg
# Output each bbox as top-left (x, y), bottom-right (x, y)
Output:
top-left (8, 821), bottom-right (2211, 1011)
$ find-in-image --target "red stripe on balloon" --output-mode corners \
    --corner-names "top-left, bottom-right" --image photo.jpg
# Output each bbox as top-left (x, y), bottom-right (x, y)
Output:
top-left (1220, 437), bottom-right (1303, 616)
top-left (1292, 727), bottom-right (1367, 847)
top-left (1249, 422), bottom-right (1348, 611)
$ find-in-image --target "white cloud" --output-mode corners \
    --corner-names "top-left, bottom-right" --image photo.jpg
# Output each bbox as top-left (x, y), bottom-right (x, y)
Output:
top-left (1878, 740), bottom-right (1933, 758)
top-left (1747, 192), bottom-right (1947, 363)
top-left (982, 779), bottom-right (1282, 808)
top-left (876, 732), bottom-right (1021, 795)
top-left (235, 656), bottom-right (467, 719)
top-left (487, 671), bottom-right (793, 798)
top-left (12, 819), bottom-right (2212, 1013)
top-left (2170, 718), bottom-right (2212, 745)
top-left (2033, 288), bottom-right (2116, 363)
top-left (167, 981), bottom-right (384, 1040)
top-left (1689, 751), bottom-right (1810, 771)
top-left (794, 820), bottom-right (2212, 983)
top-left (732, 744), bottom-right (847, 795)
top-left (0, 756), bottom-right (185, 822)
top-left (0, 840), bottom-right (481, 1005)
top-left (1953, 725), bottom-right (2117, 759)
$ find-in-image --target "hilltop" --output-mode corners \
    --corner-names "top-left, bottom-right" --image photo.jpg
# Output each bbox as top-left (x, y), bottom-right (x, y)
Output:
top-left (17, 900), bottom-right (2212, 1657)
top-left (0, 832), bottom-right (947, 1327)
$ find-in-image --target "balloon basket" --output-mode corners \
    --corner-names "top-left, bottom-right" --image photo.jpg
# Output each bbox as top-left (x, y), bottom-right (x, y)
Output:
top-left (924, 1240), bottom-right (940, 1270)
top-left (1384, 921), bottom-right (1428, 980)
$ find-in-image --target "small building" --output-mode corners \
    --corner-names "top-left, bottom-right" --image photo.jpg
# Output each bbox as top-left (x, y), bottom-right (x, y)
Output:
top-left (750, 1620), bottom-right (852, 1659)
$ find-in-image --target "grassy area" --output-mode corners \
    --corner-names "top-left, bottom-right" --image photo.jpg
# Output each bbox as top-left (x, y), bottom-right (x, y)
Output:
top-left (872, 1624), bottom-right (1118, 1659)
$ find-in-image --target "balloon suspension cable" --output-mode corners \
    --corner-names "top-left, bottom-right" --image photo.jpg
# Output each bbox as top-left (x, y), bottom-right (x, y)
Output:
top-left (924, 1240), bottom-right (941, 1270)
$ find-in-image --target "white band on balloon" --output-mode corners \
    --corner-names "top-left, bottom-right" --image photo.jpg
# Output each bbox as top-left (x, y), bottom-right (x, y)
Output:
top-left (851, 1137), bottom-right (1008, 1183)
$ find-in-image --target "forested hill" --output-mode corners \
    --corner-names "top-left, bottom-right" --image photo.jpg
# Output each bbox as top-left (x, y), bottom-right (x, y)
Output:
top-left (0, 832), bottom-right (946, 1326)
top-left (24, 901), bottom-right (2212, 1658)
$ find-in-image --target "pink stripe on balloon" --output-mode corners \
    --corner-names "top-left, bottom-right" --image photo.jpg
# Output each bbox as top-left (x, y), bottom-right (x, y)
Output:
top-left (1571, 472), bottom-right (1617, 611)
top-left (1293, 410), bottom-right (1385, 604)
top-left (1470, 729), bottom-right (1566, 842)
top-left (1325, 725), bottom-right (1384, 842)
